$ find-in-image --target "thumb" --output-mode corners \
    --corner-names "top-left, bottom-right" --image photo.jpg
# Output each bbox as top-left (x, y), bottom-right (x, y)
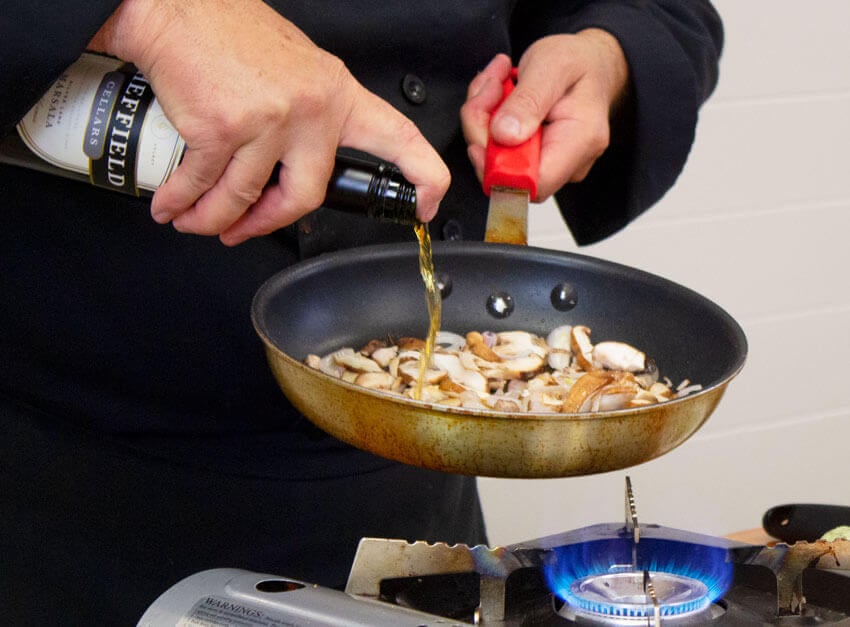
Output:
top-left (489, 72), bottom-right (559, 146)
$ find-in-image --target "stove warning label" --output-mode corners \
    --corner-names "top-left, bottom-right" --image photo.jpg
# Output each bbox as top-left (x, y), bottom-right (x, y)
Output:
top-left (179, 595), bottom-right (298, 627)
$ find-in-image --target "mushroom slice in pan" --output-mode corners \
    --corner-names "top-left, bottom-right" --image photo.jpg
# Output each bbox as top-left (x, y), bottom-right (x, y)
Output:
top-left (591, 383), bottom-right (639, 412)
top-left (431, 352), bottom-right (488, 393)
top-left (528, 385), bottom-right (570, 412)
top-left (354, 371), bottom-right (398, 390)
top-left (466, 331), bottom-right (501, 362)
top-left (492, 331), bottom-right (548, 360)
top-left (370, 345), bottom-right (398, 369)
top-left (562, 371), bottom-right (641, 413)
top-left (456, 390), bottom-right (488, 409)
top-left (570, 325), bottom-right (594, 371)
top-left (397, 337), bottom-right (427, 351)
top-left (592, 341), bottom-right (646, 372)
top-left (547, 349), bottom-right (571, 371)
top-left (398, 359), bottom-right (446, 386)
top-left (562, 371), bottom-right (615, 413)
top-left (453, 369), bottom-right (489, 394)
top-left (306, 324), bottom-right (697, 414)
top-left (359, 338), bottom-right (388, 356)
top-left (634, 359), bottom-right (659, 389)
top-left (306, 353), bottom-right (346, 378)
top-left (499, 353), bottom-right (546, 377)
top-left (546, 324), bottom-right (573, 351)
top-left (490, 397), bottom-right (522, 412)
top-left (332, 348), bottom-right (383, 373)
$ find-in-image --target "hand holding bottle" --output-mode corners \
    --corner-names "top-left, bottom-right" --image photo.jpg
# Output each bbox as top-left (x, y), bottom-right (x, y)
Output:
top-left (88, 0), bottom-right (449, 245)
top-left (460, 30), bottom-right (629, 203)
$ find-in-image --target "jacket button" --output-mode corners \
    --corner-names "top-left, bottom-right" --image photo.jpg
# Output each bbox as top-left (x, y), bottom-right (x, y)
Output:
top-left (441, 219), bottom-right (463, 241)
top-left (401, 74), bottom-right (427, 105)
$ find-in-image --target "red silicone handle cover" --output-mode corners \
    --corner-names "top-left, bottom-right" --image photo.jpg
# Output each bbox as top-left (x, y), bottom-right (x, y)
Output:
top-left (482, 69), bottom-right (542, 199)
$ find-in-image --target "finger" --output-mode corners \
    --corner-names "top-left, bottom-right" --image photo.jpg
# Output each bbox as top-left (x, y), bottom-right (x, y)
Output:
top-left (460, 74), bottom-right (507, 150)
top-left (535, 114), bottom-right (609, 199)
top-left (340, 89), bottom-right (449, 223)
top-left (150, 145), bottom-right (230, 223)
top-left (466, 143), bottom-right (485, 184)
top-left (466, 53), bottom-right (512, 101)
top-left (219, 143), bottom-right (336, 246)
top-left (490, 57), bottom-right (580, 146)
top-left (171, 140), bottom-right (279, 235)
top-left (460, 54), bottom-right (513, 148)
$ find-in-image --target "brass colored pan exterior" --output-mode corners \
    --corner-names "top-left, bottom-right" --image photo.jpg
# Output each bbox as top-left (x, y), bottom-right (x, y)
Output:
top-left (252, 242), bottom-right (746, 478)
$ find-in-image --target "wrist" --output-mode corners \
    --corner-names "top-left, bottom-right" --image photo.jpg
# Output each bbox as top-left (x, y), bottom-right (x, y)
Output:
top-left (87, 0), bottom-right (172, 68)
top-left (577, 28), bottom-right (630, 110)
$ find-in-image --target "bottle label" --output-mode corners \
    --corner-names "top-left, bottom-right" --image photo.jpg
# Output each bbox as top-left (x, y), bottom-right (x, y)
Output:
top-left (17, 52), bottom-right (185, 194)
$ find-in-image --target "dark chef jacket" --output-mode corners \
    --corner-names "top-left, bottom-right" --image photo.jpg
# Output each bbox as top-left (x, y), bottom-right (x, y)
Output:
top-left (0, 2), bottom-right (722, 624)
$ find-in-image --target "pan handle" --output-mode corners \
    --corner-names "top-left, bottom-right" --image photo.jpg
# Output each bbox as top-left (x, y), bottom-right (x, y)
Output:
top-left (763, 503), bottom-right (850, 543)
top-left (482, 69), bottom-right (541, 200)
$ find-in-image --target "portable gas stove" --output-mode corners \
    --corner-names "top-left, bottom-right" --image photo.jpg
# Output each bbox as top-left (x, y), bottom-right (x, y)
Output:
top-left (138, 478), bottom-right (850, 626)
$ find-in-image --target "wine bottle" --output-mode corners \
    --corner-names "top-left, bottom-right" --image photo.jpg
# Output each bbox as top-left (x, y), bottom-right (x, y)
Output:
top-left (0, 52), bottom-right (418, 226)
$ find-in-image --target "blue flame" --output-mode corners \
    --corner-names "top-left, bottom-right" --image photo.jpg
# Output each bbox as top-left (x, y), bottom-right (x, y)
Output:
top-left (544, 536), bottom-right (734, 614)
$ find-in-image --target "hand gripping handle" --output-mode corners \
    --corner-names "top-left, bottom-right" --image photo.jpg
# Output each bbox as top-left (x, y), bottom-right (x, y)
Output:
top-left (482, 68), bottom-right (542, 199)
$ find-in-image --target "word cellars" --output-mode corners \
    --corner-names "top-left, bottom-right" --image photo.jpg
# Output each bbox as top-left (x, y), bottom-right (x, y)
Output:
top-left (84, 65), bottom-right (154, 193)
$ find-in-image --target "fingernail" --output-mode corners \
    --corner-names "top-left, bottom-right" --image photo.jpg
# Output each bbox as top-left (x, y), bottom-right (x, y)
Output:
top-left (418, 201), bottom-right (439, 223)
top-left (495, 114), bottom-right (522, 139)
top-left (470, 76), bottom-right (491, 99)
top-left (151, 210), bottom-right (173, 224)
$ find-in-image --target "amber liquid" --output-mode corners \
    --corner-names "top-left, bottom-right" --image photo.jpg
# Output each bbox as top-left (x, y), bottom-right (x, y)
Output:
top-left (413, 222), bottom-right (441, 400)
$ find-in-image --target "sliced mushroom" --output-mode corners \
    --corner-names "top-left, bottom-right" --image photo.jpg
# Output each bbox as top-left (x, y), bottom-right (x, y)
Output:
top-left (371, 345), bottom-right (399, 369)
top-left (341, 370), bottom-right (359, 384)
top-left (466, 331), bottom-right (501, 362)
top-left (490, 397), bottom-right (522, 412)
top-left (570, 325), bottom-right (594, 371)
top-left (634, 359), bottom-right (659, 389)
top-left (430, 352), bottom-right (465, 379)
top-left (397, 337), bottom-right (427, 351)
top-left (309, 353), bottom-right (346, 378)
top-left (458, 390), bottom-right (488, 409)
top-left (398, 359), bottom-right (446, 386)
top-left (561, 371), bottom-right (615, 413)
top-left (452, 368), bottom-right (488, 394)
top-left (592, 384), bottom-right (639, 411)
top-left (547, 349), bottom-right (571, 371)
top-left (439, 378), bottom-right (466, 394)
top-left (435, 331), bottom-right (466, 351)
top-left (332, 348), bottom-right (383, 373)
top-left (546, 325), bottom-right (573, 351)
top-left (354, 371), bottom-right (398, 390)
top-left (359, 338), bottom-right (388, 356)
top-left (307, 324), bottom-right (696, 414)
top-left (528, 385), bottom-right (570, 412)
top-left (406, 384), bottom-right (448, 403)
top-left (493, 331), bottom-right (548, 359)
top-left (500, 353), bottom-right (546, 377)
top-left (592, 341), bottom-right (646, 372)
top-left (649, 381), bottom-right (675, 401)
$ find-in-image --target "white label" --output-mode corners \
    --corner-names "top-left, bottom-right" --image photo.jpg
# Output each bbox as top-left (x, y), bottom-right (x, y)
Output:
top-left (17, 52), bottom-right (185, 193)
top-left (179, 595), bottom-right (298, 627)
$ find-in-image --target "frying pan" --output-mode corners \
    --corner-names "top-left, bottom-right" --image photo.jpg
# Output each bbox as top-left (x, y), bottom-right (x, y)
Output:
top-left (763, 504), bottom-right (850, 543)
top-left (251, 241), bottom-right (746, 478)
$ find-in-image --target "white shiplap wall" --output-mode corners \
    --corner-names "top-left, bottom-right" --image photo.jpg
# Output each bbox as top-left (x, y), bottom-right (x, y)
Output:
top-left (478, 0), bottom-right (850, 544)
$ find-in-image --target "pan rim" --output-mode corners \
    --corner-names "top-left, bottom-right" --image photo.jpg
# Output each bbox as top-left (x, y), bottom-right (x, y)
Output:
top-left (252, 240), bottom-right (747, 423)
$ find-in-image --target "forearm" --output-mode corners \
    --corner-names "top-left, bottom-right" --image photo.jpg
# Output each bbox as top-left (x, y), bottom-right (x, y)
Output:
top-left (513, 0), bottom-right (724, 244)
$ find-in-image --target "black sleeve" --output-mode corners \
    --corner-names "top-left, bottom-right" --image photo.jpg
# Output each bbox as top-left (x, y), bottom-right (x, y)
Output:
top-left (511, 1), bottom-right (724, 245)
top-left (0, 1), bottom-right (122, 134)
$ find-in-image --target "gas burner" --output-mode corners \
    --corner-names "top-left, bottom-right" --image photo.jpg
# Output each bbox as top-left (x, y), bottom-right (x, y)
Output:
top-left (561, 571), bottom-right (713, 624)
top-left (139, 477), bottom-right (850, 626)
